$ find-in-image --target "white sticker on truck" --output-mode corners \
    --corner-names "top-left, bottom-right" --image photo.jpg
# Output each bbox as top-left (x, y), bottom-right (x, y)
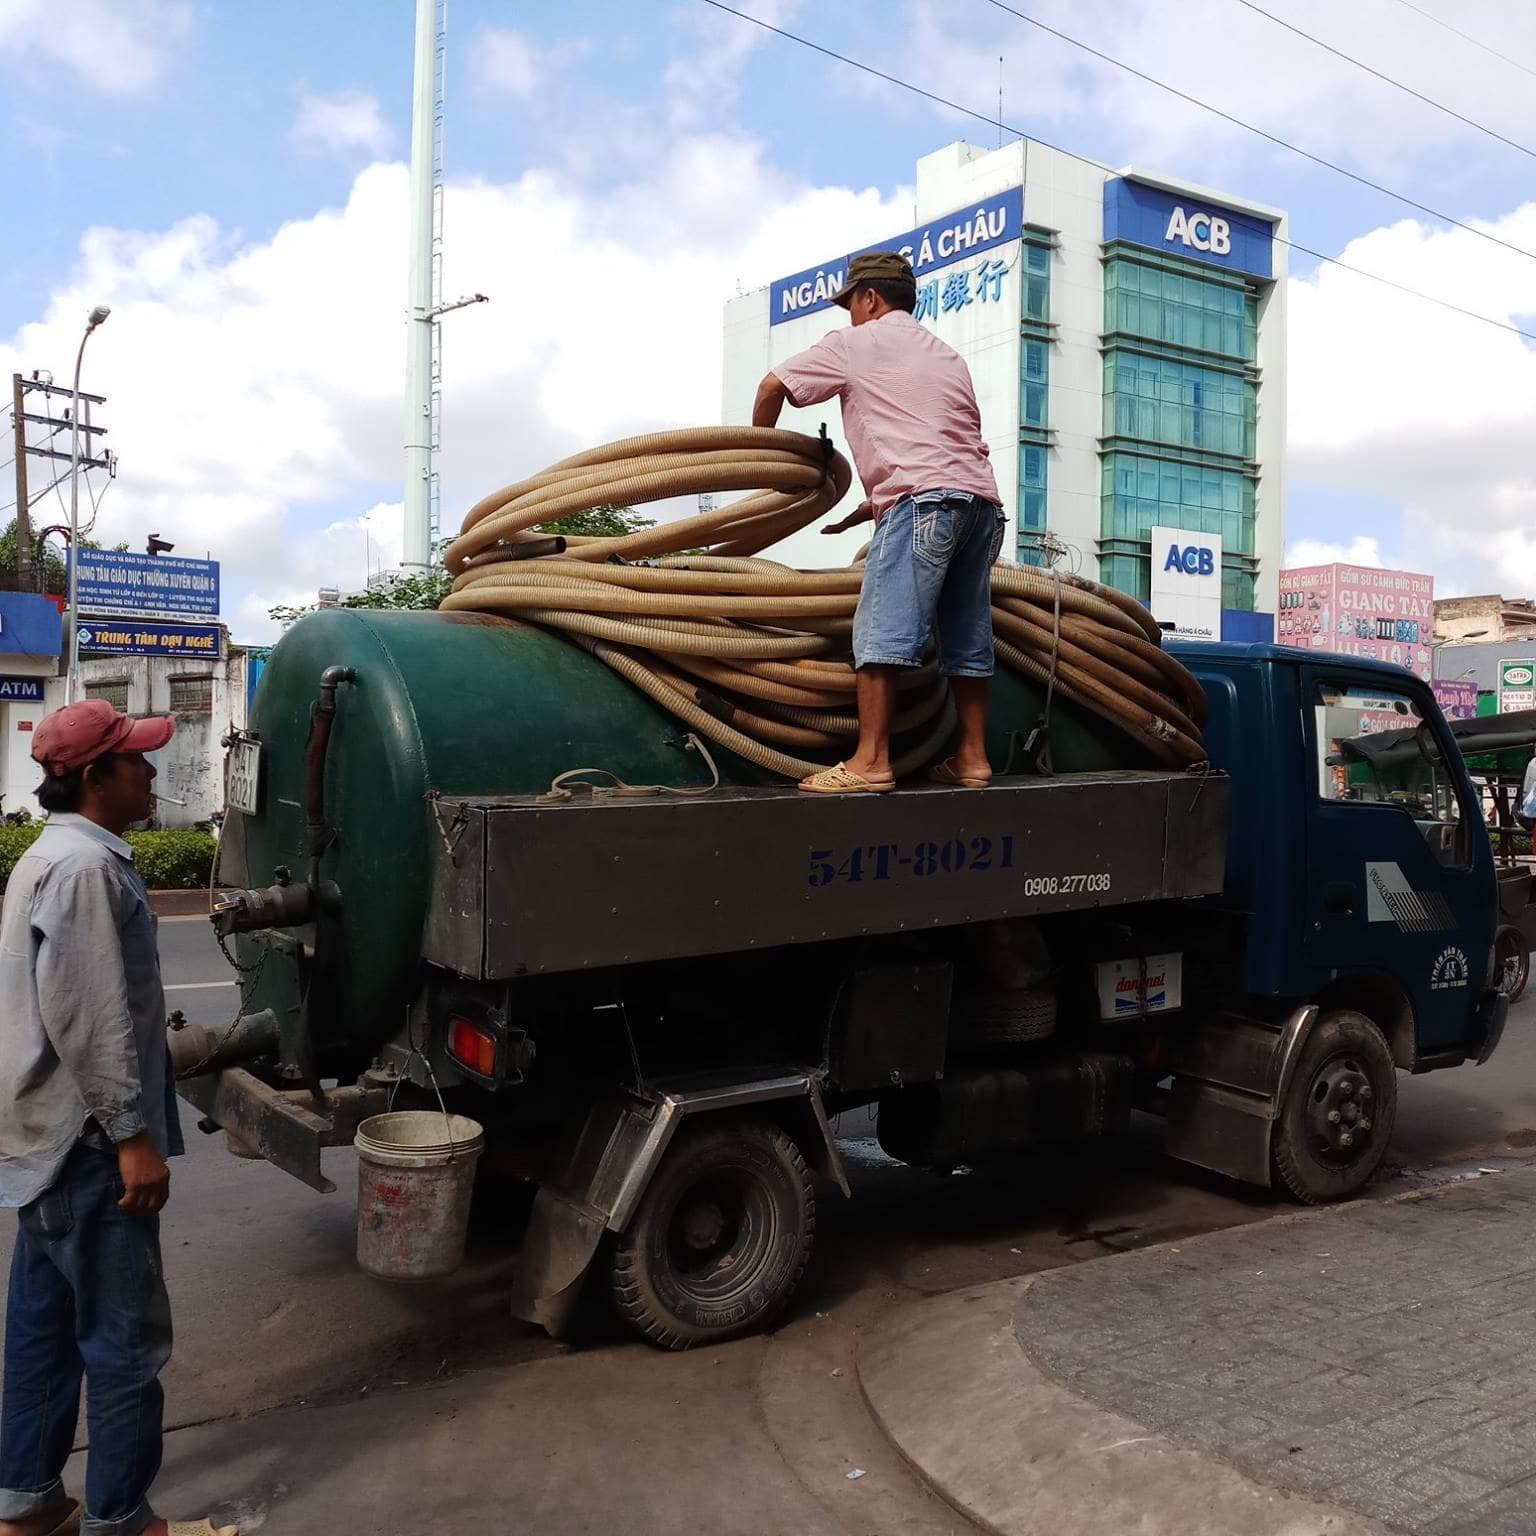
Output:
top-left (1095, 953), bottom-right (1183, 1020)
top-left (1364, 861), bottom-right (1455, 933)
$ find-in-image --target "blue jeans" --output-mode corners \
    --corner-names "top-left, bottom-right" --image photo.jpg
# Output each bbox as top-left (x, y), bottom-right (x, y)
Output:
top-left (0, 1145), bottom-right (171, 1536)
top-left (853, 491), bottom-right (1006, 676)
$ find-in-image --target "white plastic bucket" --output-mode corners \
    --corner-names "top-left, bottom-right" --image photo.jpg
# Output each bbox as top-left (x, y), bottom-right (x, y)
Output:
top-left (354, 1111), bottom-right (485, 1282)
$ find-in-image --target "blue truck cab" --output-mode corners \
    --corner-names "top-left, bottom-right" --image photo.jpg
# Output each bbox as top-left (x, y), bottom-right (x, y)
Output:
top-left (1160, 642), bottom-right (1506, 1201)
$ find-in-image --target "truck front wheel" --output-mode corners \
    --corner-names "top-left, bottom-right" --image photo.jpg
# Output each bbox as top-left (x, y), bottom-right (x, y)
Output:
top-left (608, 1118), bottom-right (815, 1349)
top-left (1271, 1010), bottom-right (1397, 1205)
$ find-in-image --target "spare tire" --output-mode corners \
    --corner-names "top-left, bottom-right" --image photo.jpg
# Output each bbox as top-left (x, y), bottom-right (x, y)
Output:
top-left (949, 985), bottom-right (1057, 1048)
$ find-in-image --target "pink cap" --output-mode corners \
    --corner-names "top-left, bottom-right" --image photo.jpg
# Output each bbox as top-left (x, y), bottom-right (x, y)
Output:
top-left (31, 699), bottom-right (175, 777)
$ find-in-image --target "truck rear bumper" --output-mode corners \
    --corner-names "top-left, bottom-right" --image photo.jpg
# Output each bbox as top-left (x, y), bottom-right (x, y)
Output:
top-left (177, 1068), bottom-right (393, 1193)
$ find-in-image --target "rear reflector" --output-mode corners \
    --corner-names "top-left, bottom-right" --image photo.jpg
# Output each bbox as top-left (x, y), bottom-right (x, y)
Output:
top-left (448, 1016), bottom-right (497, 1078)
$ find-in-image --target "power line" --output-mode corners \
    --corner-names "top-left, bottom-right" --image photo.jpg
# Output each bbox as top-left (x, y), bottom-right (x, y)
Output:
top-left (979, 0), bottom-right (1536, 268)
top-left (1231, 0), bottom-right (1536, 160)
top-left (1386, 0), bottom-right (1536, 83)
top-left (697, 0), bottom-right (1536, 348)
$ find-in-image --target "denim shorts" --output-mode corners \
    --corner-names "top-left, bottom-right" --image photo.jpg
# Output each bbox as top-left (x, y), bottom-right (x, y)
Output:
top-left (852, 491), bottom-right (1006, 677)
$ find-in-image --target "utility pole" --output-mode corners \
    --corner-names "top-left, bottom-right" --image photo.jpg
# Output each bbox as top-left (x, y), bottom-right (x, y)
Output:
top-left (11, 375), bottom-right (30, 590)
top-left (11, 372), bottom-right (114, 597)
top-left (402, 0), bottom-right (437, 570)
top-left (402, 0), bottom-right (485, 571)
top-left (66, 306), bottom-right (111, 704)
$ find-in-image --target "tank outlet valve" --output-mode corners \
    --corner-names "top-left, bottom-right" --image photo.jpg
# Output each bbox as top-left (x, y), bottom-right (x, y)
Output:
top-left (212, 881), bottom-right (316, 937)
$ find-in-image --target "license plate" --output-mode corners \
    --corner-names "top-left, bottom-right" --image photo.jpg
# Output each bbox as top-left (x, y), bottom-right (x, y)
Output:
top-left (225, 738), bottom-right (262, 816)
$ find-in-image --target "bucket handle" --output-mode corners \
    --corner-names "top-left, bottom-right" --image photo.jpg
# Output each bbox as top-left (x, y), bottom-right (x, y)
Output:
top-left (390, 1026), bottom-right (463, 1161)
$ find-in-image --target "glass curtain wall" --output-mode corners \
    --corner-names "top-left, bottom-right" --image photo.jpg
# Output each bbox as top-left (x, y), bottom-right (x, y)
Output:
top-left (1017, 231), bottom-right (1055, 564)
top-left (1099, 246), bottom-right (1262, 611)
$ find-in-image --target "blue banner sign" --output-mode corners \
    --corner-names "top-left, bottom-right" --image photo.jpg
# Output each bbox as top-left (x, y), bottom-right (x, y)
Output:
top-left (76, 619), bottom-right (224, 659)
top-left (73, 549), bottom-right (220, 618)
top-left (0, 676), bottom-right (45, 702)
top-left (0, 591), bottom-right (63, 657)
top-left (1103, 178), bottom-right (1275, 279)
top-left (769, 187), bottom-right (1024, 326)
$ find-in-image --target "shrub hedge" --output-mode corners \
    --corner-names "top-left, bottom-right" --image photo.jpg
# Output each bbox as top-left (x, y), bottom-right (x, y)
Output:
top-left (0, 823), bottom-right (216, 893)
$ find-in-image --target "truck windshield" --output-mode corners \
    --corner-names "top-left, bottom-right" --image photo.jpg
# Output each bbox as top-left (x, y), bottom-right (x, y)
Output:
top-left (1315, 683), bottom-right (1470, 869)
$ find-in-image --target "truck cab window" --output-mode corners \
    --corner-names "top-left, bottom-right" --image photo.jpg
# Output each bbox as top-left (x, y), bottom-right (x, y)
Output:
top-left (1315, 684), bottom-right (1470, 869)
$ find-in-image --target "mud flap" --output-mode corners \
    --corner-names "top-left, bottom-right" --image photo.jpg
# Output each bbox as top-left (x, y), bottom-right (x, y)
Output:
top-left (509, 1190), bottom-right (607, 1338)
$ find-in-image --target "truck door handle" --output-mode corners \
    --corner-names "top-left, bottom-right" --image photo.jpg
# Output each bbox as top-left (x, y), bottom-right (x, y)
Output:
top-left (1324, 883), bottom-right (1355, 915)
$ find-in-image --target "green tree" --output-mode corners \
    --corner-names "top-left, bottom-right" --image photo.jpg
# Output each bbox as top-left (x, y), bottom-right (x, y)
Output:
top-left (0, 520), bottom-right (118, 594)
top-left (539, 505), bottom-right (655, 540)
top-left (268, 507), bottom-right (656, 627)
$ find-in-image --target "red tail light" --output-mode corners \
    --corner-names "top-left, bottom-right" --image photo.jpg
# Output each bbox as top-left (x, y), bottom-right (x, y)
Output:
top-left (448, 1016), bottom-right (497, 1078)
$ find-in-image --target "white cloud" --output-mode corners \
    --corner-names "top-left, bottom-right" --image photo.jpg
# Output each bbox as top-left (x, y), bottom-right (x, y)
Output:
top-left (1285, 536), bottom-right (1385, 569)
top-left (4, 141), bottom-right (909, 641)
top-left (1287, 201), bottom-right (1536, 597)
top-left (881, 0), bottom-right (1536, 178)
top-left (468, 26), bottom-right (589, 99)
top-left (0, 0), bottom-right (191, 96)
top-left (290, 90), bottom-right (392, 157)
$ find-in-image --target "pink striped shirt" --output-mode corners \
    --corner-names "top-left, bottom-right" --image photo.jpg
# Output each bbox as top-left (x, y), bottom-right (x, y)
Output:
top-left (773, 310), bottom-right (1001, 519)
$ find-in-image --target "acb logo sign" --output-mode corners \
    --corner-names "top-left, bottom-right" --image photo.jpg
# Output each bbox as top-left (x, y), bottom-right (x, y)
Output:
top-left (1164, 543), bottom-right (1216, 577)
top-left (1164, 206), bottom-right (1231, 256)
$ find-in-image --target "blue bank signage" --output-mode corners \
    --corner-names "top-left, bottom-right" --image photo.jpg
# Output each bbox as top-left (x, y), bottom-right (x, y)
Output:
top-left (0, 591), bottom-right (63, 657)
top-left (769, 187), bottom-right (1024, 326)
top-left (76, 619), bottom-right (224, 659)
top-left (73, 549), bottom-right (220, 619)
top-left (0, 676), bottom-right (45, 702)
top-left (1103, 178), bottom-right (1275, 279)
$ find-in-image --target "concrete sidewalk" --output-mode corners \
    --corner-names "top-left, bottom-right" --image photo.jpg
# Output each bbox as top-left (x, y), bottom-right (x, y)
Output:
top-left (860, 1168), bottom-right (1536, 1536)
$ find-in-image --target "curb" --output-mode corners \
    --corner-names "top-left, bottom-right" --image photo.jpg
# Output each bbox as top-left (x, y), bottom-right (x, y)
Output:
top-left (857, 1276), bottom-right (1392, 1536)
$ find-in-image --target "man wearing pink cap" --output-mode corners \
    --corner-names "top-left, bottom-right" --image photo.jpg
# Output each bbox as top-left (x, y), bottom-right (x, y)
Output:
top-left (0, 702), bottom-right (236, 1536)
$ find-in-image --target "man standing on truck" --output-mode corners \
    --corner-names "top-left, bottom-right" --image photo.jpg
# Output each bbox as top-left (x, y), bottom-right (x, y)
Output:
top-left (752, 249), bottom-right (1006, 795)
top-left (0, 700), bottom-right (236, 1536)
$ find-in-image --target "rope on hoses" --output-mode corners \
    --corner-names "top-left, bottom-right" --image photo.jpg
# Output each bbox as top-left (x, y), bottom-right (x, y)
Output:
top-left (441, 425), bottom-right (1209, 777)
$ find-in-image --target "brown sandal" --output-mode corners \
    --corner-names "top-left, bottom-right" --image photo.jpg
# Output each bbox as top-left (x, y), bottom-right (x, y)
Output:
top-left (928, 757), bottom-right (990, 789)
top-left (798, 762), bottom-right (896, 795)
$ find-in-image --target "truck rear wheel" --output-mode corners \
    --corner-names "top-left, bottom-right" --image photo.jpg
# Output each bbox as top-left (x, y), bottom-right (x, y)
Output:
top-left (1271, 1010), bottom-right (1397, 1205)
top-left (608, 1118), bottom-right (815, 1350)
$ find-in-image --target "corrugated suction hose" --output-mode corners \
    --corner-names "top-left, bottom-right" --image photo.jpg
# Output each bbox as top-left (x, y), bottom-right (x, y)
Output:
top-left (442, 426), bottom-right (1208, 777)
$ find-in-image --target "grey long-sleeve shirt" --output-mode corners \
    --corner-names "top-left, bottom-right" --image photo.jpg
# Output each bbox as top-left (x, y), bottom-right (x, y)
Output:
top-left (0, 813), bottom-right (183, 1208)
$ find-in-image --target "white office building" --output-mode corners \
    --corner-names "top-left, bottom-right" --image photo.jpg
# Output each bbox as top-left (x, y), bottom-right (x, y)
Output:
top-left (722, 139), bottom-right (1287, 640)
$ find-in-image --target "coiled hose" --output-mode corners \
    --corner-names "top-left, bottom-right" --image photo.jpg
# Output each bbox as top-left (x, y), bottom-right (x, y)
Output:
top-left (441, 426), bottom-right (1208, 778)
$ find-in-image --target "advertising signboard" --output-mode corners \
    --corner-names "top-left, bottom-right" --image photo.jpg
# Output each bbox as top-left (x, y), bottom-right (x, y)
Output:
top-left (1498, 659), bottom-right (1536, 713)
top-left (768, 188), bottom-right (1024, 327)
top-left (76, 619), bottom-right (224, 659)
top-left (1432, 678), bottom-right (1479, 720)
top-left (72, 550), bottom-right (220, 619)
top-left (0, 591), bottom-right (63, 656)
top-left (1149, 525), bottom-right (1223, 641)
top-left (1102, 177), bottom-right (1276, 280)
top-left (0, 676), bottom-right (45, 703)
top-left (1278, 564), bottom-right (1434, 680)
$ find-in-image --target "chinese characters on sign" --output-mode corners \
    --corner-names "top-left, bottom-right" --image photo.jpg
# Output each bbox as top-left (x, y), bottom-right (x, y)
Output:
top-left (769, 188), bottom-right (1023, 326)
top-left (913, 257), bottom-right (1011, 322)
top-left (1278, 564), bottom-right (1434, 680)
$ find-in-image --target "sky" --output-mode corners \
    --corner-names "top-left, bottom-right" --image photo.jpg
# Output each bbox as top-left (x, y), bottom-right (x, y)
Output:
top-left (3, 0), bottom-right (1536, 640)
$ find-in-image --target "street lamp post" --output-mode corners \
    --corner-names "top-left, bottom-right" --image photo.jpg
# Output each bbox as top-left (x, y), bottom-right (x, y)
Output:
top-left (65, 305), bottom-right (111, 704)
